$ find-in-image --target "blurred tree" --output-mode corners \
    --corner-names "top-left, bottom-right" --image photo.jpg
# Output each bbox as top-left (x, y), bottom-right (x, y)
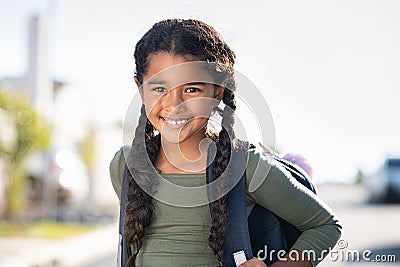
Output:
top-left (354, 168), bottom-right (365, 185)
top-left (79, 124), bottom-right (96, 170)
top-left (0, 88), bottom-right (51, 224)
top-left (78, 123), bottom-right (96, 207)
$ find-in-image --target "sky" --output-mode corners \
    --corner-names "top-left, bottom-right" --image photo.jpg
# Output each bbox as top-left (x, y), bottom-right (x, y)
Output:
top-left (1, 0), bottom-right (400, 183)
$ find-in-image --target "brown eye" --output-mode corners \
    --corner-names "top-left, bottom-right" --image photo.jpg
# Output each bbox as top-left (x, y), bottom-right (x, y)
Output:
top-left (185, 87), bottom-right (200, 93)
top-left (153, 87), bottom-right (167, 93)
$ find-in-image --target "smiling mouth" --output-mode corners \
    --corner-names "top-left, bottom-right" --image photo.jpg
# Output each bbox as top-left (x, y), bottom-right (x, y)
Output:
top-left (161, 116), bottom-right (192, 128)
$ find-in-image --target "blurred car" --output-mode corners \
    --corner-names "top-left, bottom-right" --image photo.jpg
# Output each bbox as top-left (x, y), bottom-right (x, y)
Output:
top-left (364, 157), bottom-right (400, 203)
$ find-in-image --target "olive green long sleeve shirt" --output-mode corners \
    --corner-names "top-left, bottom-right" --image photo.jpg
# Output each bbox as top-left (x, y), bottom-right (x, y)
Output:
top-left (110, 146), bottom-right (342, 266)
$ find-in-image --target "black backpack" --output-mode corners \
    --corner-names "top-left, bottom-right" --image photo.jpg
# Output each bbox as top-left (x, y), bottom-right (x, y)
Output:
top-left (118, 145), bottom-right (316, 267)
top-left (206, 145), bottom-right (316, 266)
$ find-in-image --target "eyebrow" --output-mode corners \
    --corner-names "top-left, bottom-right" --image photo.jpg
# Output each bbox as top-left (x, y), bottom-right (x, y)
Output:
top-left (147, 80), bottom-right (166, 85)
top-left (185, 82), bottom-right (209, 86)
top-left (146, 80), bottom-right (210, 86)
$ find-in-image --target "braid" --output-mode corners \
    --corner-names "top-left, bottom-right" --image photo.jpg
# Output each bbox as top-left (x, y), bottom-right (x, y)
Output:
top-left (125, 105), bottom-right (160, 267)
top-left (208, 87), bottom-right (237, 264)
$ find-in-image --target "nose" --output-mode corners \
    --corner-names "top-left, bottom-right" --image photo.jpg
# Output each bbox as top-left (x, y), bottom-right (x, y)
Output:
top-left (162, 88), bottom-right (187, 114)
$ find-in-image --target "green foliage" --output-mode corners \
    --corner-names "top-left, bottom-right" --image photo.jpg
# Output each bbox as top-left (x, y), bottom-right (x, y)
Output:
top-left (354, 169), bottom-right (364, 184)
top-left (6, 166), bottom-right (25, 216)
top-left (79, 124), bottom-right (96, 169)
top-left (0, 89), bottom-right (51, 162)
top-left (0, 88), bottom-right (52, 220)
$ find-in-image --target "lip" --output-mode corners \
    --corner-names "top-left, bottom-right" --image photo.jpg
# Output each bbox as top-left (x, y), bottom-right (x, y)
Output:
top-left (161, 116), bottom-right (192, 129)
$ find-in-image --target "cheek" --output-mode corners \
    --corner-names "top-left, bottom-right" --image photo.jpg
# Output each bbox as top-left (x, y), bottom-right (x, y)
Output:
top-left (144, 101), bottom-right (161, 127)
top-left (188, 101), bottom-right (214, 118)
top-left (143, 94), bottom-right (162, 114)
top-left (186, 94), bottom-right (218, 117)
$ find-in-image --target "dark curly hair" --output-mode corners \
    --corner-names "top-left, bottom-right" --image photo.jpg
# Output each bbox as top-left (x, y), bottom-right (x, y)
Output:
top-left (125, 18), bottom-right (237, 266)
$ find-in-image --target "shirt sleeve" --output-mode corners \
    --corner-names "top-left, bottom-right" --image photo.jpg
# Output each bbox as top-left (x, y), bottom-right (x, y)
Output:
top-left (109, 146), bottom-right (129, 200)
top-left (246, 149), bottom-right (343, 266)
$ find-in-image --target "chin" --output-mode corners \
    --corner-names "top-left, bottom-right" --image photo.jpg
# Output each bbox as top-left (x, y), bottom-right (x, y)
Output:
top-left (160, 132), bottom-right (186, 144)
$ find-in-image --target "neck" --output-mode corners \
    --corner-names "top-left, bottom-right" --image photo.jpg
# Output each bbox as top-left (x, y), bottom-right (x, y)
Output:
top-left (157, 131), bottom-right (211, 174)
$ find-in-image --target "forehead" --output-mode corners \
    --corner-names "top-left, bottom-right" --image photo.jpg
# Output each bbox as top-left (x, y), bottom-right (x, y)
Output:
top-left (143, 52), bottom-right (215, 86)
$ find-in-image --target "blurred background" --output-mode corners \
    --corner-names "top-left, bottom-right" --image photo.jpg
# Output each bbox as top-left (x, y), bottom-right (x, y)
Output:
top-left (0, 0), bottom-right (399, 266)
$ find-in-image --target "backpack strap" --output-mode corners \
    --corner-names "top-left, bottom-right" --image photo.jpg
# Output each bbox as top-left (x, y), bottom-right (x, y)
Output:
top-left (273, 156), bottom-right (316, 194)
top-left (118, 164), bottom-right (129, 267)
top-left (206, 146), bottom-right (253, 267)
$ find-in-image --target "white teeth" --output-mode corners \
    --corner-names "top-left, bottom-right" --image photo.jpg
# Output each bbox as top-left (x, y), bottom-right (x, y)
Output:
top-left (165, 118), bottom-right (189, 125)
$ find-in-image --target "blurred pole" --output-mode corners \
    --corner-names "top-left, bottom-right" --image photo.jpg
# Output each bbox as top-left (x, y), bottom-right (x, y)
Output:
top-left (25, 0), bottom-right (59, 220)
top-left (26, 15), bottom-right (53, 122)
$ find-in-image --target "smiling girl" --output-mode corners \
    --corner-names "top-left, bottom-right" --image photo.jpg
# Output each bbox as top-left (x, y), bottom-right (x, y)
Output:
top-left (110, 19), bottom-right (342, 267)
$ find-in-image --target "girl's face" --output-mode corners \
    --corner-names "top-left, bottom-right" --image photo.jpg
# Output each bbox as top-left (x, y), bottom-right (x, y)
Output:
top-left (136, 52), bottom-right (224, 144)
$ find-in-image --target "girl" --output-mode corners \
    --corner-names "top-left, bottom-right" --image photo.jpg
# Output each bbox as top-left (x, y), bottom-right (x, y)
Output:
top-left (110, 19), bottom-right (342, 267)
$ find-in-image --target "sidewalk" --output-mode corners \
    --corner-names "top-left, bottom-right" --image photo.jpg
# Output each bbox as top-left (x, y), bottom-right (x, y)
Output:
top-left (0, 222), bottom-right (118, 267)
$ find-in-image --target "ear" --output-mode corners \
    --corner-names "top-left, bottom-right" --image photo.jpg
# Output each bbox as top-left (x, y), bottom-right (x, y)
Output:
top-left (214, 86), bottom-right (224, 101)
top-left (134, 76), bottom-right (144, 102)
